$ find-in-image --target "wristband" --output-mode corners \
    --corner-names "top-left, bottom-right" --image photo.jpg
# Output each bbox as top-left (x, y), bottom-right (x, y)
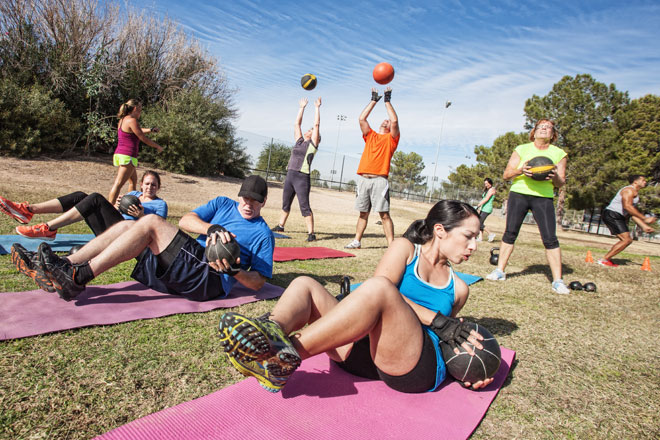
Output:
top-left (371, 91), bottom-right (382, 102)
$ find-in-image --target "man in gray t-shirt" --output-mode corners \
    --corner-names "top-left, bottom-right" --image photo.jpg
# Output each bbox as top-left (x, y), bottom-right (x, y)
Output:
top-left (272, 97), bottom-right (321, 242)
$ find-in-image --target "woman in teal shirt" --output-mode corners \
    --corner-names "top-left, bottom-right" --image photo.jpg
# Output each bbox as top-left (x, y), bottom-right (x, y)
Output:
top-left (486, 119), bottom-right (570, 295)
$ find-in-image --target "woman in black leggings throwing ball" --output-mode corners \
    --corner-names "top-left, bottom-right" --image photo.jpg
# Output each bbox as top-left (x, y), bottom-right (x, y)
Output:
top-left (486, 119), bottom-right (570, 295)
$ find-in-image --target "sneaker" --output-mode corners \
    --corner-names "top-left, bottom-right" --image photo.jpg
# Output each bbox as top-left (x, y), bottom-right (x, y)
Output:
top-left (552, 280), bottom-right (570, 295)
top-left (487, 233), bottom-right (496, 242)
top-left (0, 196), bottom-right (33, 224)
top-left (218, 312), bottom-right (301, 392)
top-left (345, 239), bottom-right (361, 249)
top-left (306, 233), bottom-right (316, 242)
top-left (597, 259), bottom-right (618, 268)
top-left (486, 268), bottom-right (506, 281)
top-left (16, 223), bottom-right (57, 240)
top-left (10, 243), bottom-right (55, 292)
top-left (271, 224), bottom-right (285, 232)
top-left (38, 242), bottom-right (85, 300)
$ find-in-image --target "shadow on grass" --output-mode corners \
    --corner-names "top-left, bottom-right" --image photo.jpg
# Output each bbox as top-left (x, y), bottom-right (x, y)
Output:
top-left (505, 263), bottom-right (575, 282)
top-left (462, 316), bottom-right (518, 337)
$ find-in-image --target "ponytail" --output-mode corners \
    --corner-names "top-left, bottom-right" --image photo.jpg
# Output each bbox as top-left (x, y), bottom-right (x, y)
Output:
top-left (404, 200), bottom-right (478, 245)
top-left (117, 99), bottom-right (142, 119)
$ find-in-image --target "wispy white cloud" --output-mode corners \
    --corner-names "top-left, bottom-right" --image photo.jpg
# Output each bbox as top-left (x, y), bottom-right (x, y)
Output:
top-left (127, 0), bottom-right (660, 180)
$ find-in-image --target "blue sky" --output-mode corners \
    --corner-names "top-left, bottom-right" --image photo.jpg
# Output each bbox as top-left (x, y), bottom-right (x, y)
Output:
top-left (126, 0), bottom-right (660, 181)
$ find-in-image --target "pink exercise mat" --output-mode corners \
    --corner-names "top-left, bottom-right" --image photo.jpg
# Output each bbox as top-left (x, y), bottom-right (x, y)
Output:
top-left (97, 348), bottom-right (515, 440)
top-left (274, 246), bottom-right (355, 262)
top-left (0, 281), bottom-right (284, 340)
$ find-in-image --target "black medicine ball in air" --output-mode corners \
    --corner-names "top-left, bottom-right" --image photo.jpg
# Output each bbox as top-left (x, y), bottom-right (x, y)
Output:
top-left (301, 73), bottom-right (317, 90)
top-left (119, 194), bottom-right (141, 215)
top-left (440, 322), bottom-right (502, 384)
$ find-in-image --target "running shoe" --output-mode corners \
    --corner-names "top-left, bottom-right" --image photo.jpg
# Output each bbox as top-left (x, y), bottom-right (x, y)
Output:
top-left (16, 223), bottom-right (57, 240)
top-left (486, 268), bottom-right (506, 281)
top-left (487, 233), bottom-right (496, 242)
top-left (271, 224), bottom-right (285, 232)
top-left (38, 242), bottom-right (85, 300)
top-left (0, 196), bottom-right (33, 224)
top-left (10, 243), bottom-right (55, 292)
top-left (219, 312), bottom-right (301, 392)
top-left (306, 233), bottom-right (317, 242)
top-left (551, 280), bottom-right (570, 295)
top-left (597, 259), bottom-right (618, 268)
top-left (344, 240), bottom-right (361, 249)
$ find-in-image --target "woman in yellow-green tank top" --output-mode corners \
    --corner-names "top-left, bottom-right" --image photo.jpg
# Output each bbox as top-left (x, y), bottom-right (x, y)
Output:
top-left (485, 119), bottom-right (571, 295)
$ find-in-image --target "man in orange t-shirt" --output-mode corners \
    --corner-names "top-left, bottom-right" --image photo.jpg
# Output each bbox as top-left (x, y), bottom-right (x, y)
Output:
top-left (345, 87), bottom-right (400, 249)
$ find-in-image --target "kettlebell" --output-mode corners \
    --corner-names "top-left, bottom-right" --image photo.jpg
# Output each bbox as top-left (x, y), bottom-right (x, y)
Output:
top-left (489, 247), bottom-right (500, 266)
top-left (336, 275), bottom-right (351, 301)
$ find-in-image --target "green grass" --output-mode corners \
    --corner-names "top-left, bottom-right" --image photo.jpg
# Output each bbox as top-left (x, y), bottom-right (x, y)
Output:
top-left (1, 185), bottom-right (659, 439)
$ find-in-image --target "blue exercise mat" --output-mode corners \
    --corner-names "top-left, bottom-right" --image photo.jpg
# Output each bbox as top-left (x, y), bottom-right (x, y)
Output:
top-left (273, 232), bottom-right (290, 239)
top-left (350, 271), bottom-right (482, 291)
top-left (0, 234), bottom-right (95, 255)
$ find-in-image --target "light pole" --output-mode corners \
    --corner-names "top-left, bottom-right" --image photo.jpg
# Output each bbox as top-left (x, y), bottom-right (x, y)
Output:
top-left (428, 100), bottom-right (452, 203)
top-left (331, 114), bottom-right (347, 187)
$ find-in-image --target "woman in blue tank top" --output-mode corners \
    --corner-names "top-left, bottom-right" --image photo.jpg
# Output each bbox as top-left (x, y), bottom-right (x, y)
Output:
top-left (219, 200), bottom-right (494, 394)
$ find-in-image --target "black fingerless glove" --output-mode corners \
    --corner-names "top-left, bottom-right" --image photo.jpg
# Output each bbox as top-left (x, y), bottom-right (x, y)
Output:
top-left (371, 91), bottom-right (382, 102)
top-left (429, 312), bottom-right (473, 351)
top-left (225, 264), bottom-right (240, 276)
top-left (207, 224), bottom-right (227, 236)
top-left (384, 90), bottom-right (392, 102)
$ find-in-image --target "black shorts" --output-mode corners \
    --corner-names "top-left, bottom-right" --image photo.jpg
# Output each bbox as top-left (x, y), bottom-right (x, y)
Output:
top-left (602, 209), bottom-right (629, 235)
top-left (478, 211), bottom-right (491, 231)
top-left (502, 191), bottom-right (559, 249)
top-left (131, 230), bottom-right (224, 301)
top-left (334, 327), bottom-right (439, 393)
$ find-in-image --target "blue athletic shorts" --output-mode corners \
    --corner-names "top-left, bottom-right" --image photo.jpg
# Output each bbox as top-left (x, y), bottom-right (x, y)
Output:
top-left (131, 230), bottom-right (224, 301)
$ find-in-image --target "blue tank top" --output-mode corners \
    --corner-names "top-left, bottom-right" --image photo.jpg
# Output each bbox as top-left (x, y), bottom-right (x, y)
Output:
top-left (397, 244), bottom-right (456, 317)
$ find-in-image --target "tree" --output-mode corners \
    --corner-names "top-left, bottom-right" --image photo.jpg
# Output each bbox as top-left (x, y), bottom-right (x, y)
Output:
top-left (255, 141), bottom-right (291, 180)
top-left (524, 74), bottom-right (630, 215)
top-left (390, 151), bottom-right (425, 192)
top-left (310, 169), bottom-right (322, 187)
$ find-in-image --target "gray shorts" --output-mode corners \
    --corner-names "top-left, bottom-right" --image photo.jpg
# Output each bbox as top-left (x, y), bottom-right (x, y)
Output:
top-left (355, 175), bottom-right (390, 213)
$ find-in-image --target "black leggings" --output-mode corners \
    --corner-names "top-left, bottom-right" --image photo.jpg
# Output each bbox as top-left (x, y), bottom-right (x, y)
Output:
top-left (57, 192), bottom-right (124, 236)
top-left (502, 191), bottom-right (559, 249)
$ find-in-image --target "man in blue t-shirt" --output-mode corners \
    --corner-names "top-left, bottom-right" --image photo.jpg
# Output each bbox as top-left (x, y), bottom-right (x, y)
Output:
top-left (29, 175), bottom-right (275, 302)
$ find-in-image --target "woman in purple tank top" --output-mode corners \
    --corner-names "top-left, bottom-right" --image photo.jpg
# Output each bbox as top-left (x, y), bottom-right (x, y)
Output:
top-left (108, 99), bottom-right (164, 206)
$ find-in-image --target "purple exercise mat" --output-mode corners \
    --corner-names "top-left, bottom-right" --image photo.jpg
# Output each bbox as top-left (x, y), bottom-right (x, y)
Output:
top-left (97, 348), bottom-right (515, 440)
top-left (0, 281), bottom-right (284, 340)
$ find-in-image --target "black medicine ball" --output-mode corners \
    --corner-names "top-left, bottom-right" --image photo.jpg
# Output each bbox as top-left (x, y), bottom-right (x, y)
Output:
top-left (300, 73), bottom-right (317, 90)
top-left (527, 156), bottom-right (554, 181)
top-left (205, 236), bottom-right (241, 265)
top-left (119, 194), bottom-right (141, 215)
top-left (568, 281), bottom-right (583, 291)
top-left (440, 322), bottom-right (502, 384)
top-left (583, 282), bottom-right (597, 292)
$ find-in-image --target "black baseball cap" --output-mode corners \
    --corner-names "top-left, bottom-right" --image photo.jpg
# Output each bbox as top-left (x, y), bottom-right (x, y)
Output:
top-left (238, 175), bottom-right (268, 203)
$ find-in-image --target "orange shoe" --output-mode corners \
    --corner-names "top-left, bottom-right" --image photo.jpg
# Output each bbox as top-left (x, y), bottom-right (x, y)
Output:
top-left (0, 195), bottom-right (33, 224)
top-left (16, 223), bottom-right (57, 240)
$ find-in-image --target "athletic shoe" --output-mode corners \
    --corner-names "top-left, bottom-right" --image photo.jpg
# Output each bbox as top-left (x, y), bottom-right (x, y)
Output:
top-left (271, 224), bottom-right (285, 232)
top-left (345, 240), bottom-right (361, 249)
top-left (487, 233), bottom-right (496, 242)
top-left (306, 233), bottom-right (316, 242)
top-left (10, 243), bottom-right (55, 292)
top-left (486, 268), bottom-right (506, 281)
top-left (16, 223), bottom-right (57, 240)
top-left (38, 242), bottom-right (85, 300)
top-left (597, 259), bottom-right (618, 268)
top-left (552, 280), bottom-right (570, 295)
top-left (219, 312), bottom-right (301, 392)
top-left (0, 196), bottom-right (33, 224)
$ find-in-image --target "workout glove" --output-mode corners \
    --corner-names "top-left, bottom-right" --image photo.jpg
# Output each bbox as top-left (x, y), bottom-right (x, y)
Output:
top-left (371, 90), bottom-right (382, 102)
top-left (384, 89), bottom-right (392, 102)
top-left (429, 312), bottom-right (473, 351)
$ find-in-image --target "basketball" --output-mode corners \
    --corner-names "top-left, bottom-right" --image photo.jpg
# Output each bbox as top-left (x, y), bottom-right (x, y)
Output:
top-left (373, 62), bottom-right (395, 85)
top-left (205, 236), bottom-right (241, 265)
top-left (300, 73), bottom-right (317, 90)
top-left (440, 322), bottom-right (501, 384)
top-left (527, 156), bottom-right (555, 181)
top-left (119, 194), bottom-right (141, 214)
